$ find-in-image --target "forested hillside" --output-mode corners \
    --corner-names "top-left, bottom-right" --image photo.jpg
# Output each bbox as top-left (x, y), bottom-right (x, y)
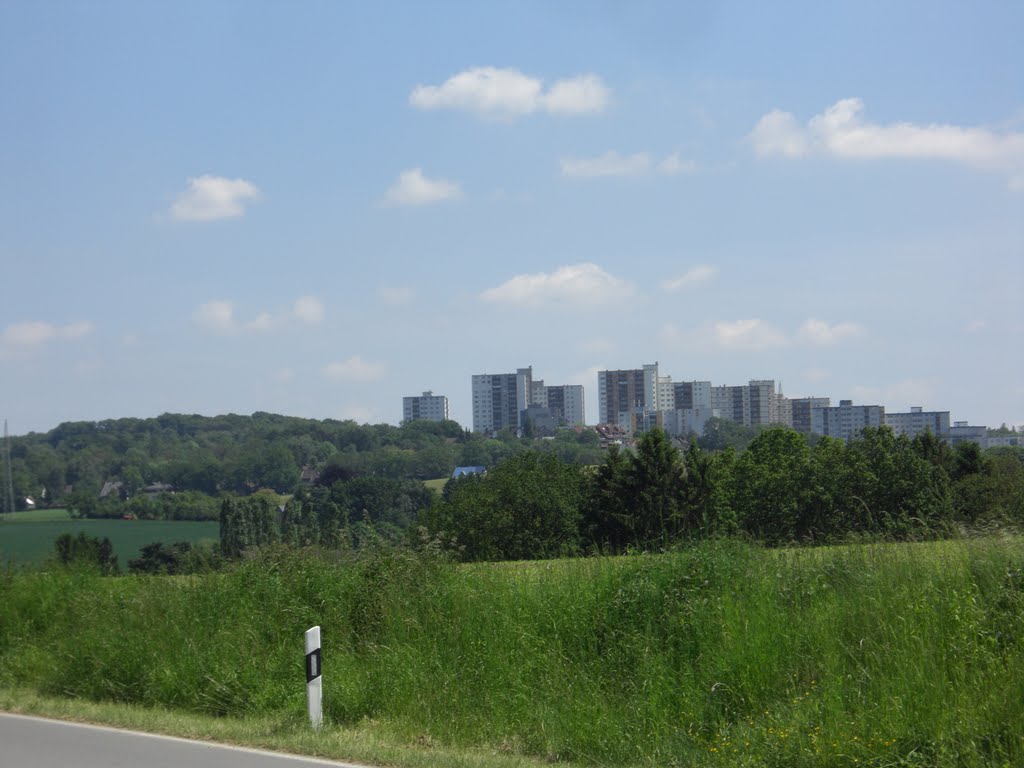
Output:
top-left (3, 412), bottom-right (604, 514)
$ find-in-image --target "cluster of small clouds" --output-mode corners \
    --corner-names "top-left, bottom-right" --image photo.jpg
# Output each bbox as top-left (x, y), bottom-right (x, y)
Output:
top-left (168, 92), bottom-right (1023, 221)
top-left (660, 317), bottom-right (867, 351)
top-left (410, 67), bottom-right (610, 117)
top-left (561, 151), bottom-right (694, 178)
top-left (749, 98), bottom-right (1024, 186)
top-left (713, 317), bottom-right (866, 349)
top-left (479, 262), bottom-right (719, 308)
top-left (193, 296), bottom-right (325, 334)
top-left (1, 320), bottom-right (94, 348)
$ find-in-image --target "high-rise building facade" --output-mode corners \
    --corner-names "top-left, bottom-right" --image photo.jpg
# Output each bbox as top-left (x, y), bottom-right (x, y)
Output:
top-left (545, 384), bottom-right (586, 427)
top-left (472, 368), bottom-right (584, 433)
top-left (790, 397), bottom-right (831, 434)
top-left (811, 399), bottom-right (885, 441)
top-left (711, 380), bottom-right (777, 426)
top-left (673, 381), bottom-right (713, 411)
top-left (884, 407), bottom-right (951, 439)
top-left (402, 391), bottom-right (449, 423)
top-left (472, 367), bottom-right (532, 433)
top-left (597, 364), bottom-right (659, 426)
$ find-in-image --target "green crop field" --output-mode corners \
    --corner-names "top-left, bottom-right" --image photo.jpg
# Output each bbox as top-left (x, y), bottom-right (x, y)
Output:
top-left (0, 508), bottom-right (72, 522)
top-left (0, 518), bottom-right (219, 567)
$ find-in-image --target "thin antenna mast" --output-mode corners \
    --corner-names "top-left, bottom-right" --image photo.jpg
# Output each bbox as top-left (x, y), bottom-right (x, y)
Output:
top-left (4, 419), bottom-right (15, 515)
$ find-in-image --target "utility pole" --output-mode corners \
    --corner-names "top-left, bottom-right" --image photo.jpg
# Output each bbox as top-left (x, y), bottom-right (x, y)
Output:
top-left (4, 419), bottom-right (15, 515)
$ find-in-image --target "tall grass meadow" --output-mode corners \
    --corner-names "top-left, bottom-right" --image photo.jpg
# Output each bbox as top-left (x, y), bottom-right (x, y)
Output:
top-left (1, 538), bottom-right (1022, 766)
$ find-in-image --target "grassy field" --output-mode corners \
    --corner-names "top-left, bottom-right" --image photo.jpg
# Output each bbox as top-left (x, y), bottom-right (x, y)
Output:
top-left (424, 477), bottom-right (447, 494)
top-left (0, 508), bottom-right (72, 522)
top-left (1, 538), bottom-right (1022, 767)
top-left (0, 518), bottom-right (219, 567)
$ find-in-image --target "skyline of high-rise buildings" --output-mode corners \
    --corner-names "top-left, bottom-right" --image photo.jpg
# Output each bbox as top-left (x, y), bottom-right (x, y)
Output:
top-left (404, 361), bottom-right (996, 446)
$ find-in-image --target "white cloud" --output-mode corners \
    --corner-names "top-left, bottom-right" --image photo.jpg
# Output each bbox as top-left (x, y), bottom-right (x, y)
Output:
top-left (292, 296), bottom-right (325, 325)
top-left (561, 152), bottom-right (651, 178)
top-left (324, 356), bottom-right (386, 383)
top-left (661, 265), bottom-right (717, 292)
top-left (2, 320), bottom-right (94, 347)
top-left (657, 152), bottom-right (697, 175)
top-left (480, 263), bottom-right (633, 308)
top-left (796, 318), bottom-right (867, 345)
top-left (663, 317), bottom-right (865, 350)
top-left (193, 296), bottom-right (324, 334)
top-left (804, 368), bottom-right (831, 382)
top-left (713, 319), bottom-right (789, 350)
top-left (193, 301), bottom-right (237, 334)
top-left (748, 110), bottom-right (809, 157)
top-left (385, 168), bottom-right (461, 206)
top-left (170, 175), bottom-right (260, 221)
top-left (377, 284), bottom-right (416, 305)
top-left (541, 74), bottom-right (611, 115)
top-left (749, 98), bottom-right (1024, 182)
top-left (410, 67), bottom-right (609, 117)
top-left (966, 319), bottom-right (987, 332)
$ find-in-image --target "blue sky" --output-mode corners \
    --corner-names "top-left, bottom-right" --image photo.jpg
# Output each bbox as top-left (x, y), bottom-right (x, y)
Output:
top-left (2, 1), bottom-right (1022, 435)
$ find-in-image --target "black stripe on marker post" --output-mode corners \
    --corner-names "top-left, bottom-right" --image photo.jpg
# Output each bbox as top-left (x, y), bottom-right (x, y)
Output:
top-left (305, 648), bottom-right (321, 683)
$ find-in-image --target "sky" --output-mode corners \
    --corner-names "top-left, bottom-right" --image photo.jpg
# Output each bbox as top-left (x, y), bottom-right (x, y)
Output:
top-left (1, 0), bottom-right (1022, 436)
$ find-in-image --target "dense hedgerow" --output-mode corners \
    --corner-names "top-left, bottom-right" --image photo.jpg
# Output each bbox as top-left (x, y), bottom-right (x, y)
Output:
top-left (2, 539), bottom-right (1022, 766)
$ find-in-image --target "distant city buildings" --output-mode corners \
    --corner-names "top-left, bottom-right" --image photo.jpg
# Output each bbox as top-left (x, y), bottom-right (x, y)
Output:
top-left (811, 400), bottom-right (885, 441)
top-left (710, 379), bottom-right (778, 427)
top-left (884, 407), bottom-right (951, 439)
top-left (470, 366), bottom-right (585, 434)
top-left (402, 391), bottom-right (449, 423)
top-left (402, 361), bottom-right (1004, 449)
top-left (790, 397), bottom-right (831, 434)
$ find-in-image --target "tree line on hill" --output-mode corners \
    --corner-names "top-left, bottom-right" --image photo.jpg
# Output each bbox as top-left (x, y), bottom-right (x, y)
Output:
top-left (49, 423), bottom-right (1023, 573)
top-left (4, 412), bottom-right (604, 516)
top-left (211, 426), bottom-right (1023, 563)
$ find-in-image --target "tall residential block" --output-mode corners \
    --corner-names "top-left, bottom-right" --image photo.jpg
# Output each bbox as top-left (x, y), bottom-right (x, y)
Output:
top-left (790, 397), bottom-right (831, 434)
top-left (811, 399), bottom-right (885, 441)
top-left (472, 367), bottom-right (533, 433)
top-left (884, 407), bottom-right (951, 439)
top-left (597, 363), bottom-right (659, 427)
top-left (402, 391), bottom-right (449, 423)
top-left (472, 367), bottom-right (584, 433)
top-left (673, 380), bottom-right (713, 411)
top-left (545, 384), bottom-right (586, 427)
top-left (711, 380), bottom-right (777, 426)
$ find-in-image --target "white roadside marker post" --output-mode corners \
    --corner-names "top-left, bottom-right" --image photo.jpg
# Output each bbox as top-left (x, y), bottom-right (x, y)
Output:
top-left (305, 625), bottom-right (323, 729)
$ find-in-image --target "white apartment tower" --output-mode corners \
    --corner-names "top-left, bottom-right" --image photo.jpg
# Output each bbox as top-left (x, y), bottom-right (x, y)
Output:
top-left (402, 391), bottom-right (449, 423)
top-left (472, 367), bottom-right (533, 433)
top-left (472, 367), bottom-right (585, 433)
top-left (811, 400), bottom-right (885, 441)
top-left (884, 407), bottom-right (951, 439)
top-left (711, 380), bottom-right (777, 427)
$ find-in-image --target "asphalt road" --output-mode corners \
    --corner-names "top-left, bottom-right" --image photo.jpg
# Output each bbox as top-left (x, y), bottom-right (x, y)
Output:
top-left (0, 713), bottom-right (372, 768)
